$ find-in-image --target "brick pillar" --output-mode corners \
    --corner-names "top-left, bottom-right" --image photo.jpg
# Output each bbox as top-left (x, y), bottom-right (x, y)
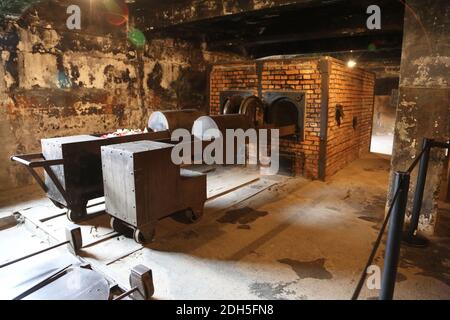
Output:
top-left (390, 0), bottom-right (450, 234)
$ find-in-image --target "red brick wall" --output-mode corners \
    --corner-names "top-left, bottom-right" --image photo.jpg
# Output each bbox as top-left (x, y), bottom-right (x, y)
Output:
top-left (209, 57), bottom-right (375, 180)
top-left (260, 59), bottom-right (322, 178)
top-left (326, 58), bottom-right (375, 177)
top-left (210, 63), bottom-right (258, 114)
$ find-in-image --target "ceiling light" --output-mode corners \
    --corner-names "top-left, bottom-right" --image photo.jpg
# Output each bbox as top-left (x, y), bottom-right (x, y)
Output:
top-left (347, 60), bottom-right (357, 68)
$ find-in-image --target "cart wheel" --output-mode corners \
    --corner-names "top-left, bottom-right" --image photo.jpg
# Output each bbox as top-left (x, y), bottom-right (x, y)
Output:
top-left (133, 228), bottom-right (155, 244)
top-left (66, 201), bottom-right (88, 222)
top-left (185, 208), bottom-right (203, 223)
top-left (110, 217), bottom-right (133, 237)
top-left (66, 209), bottom-right (76, 222)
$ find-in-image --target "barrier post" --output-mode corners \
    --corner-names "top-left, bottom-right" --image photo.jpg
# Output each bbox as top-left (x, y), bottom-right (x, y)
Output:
top-left (403, 138), bottom-right (432, 247)
top-left (380, 171), bottom-right (410, 300)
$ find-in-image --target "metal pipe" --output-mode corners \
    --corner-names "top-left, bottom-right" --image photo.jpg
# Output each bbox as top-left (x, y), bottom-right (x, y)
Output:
top-left (0, 241), bottom-right (69, 269)
top-left (113, 287), bottom-right (138, 300)
top-left (403, 138), bottom-right (432, 247)
top-left (0, 226), bottom-right (82, 268)
top-left (13, 264), bottom-right (71, 300)
top-left (380, 171), bottom-right (410, 300)
top-left (43, 165), bottom-right (70, 205)
top-left (431, 141), bottom-right (450, 149)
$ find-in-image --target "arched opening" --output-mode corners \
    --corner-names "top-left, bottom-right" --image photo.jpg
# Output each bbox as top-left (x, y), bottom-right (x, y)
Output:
top-left (221, 95), bottom-right (244, 114)
top-left (267, 97), bottom-right (299, 127)
top-left (264, 92), bottom-right (305, 140)
top-left (239, 95), bottom-right (265, 127)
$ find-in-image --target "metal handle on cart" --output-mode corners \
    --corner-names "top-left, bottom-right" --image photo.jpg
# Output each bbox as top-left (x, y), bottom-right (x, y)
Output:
top-left (10, 153), bottom-right (68, 204)
top-left (11, 153), bottom-right (64, 168)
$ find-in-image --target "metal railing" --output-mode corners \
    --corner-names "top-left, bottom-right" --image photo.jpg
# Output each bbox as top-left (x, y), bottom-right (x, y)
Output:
top-left (352, 137), bottom-right (450, 300)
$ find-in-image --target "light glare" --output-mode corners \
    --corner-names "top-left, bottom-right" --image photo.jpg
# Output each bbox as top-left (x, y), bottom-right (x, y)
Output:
top-left (347, 60), bottom-right (357, 68)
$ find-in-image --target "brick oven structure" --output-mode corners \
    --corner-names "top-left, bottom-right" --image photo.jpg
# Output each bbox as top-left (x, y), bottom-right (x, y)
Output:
top-left (209, 56), bottom-right (375, 180)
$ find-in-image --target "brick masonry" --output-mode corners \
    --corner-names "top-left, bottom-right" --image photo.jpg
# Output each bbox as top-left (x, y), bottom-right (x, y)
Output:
top-left (209, 56), bottom-right (375, 180)
top-left (326, 59), bottom-right (376, 177)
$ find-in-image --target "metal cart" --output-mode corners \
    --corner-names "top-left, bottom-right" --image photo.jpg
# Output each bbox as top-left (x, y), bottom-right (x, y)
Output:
top-left (102, 140), bottom-right (207, 243)
top-left (11, 131), bottom-right (170, 222)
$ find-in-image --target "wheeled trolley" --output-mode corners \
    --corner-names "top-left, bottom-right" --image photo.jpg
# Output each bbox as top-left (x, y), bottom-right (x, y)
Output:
top-left (101, 140), bottom-right (207, 243)
top-left (11, 131), bottom-right (170, 222)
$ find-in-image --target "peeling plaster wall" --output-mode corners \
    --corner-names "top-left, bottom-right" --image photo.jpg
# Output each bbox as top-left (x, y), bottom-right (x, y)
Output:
top-left (390, 0), bottom-right (450, 234)
top-left (0, 16), bottom-right (242, 198)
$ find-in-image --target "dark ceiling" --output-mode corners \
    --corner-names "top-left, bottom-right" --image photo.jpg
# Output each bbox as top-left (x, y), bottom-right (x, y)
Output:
top-left (10, 0), bottom-right (405, 73)
top-left (145, 0), bottom-right (405, 62)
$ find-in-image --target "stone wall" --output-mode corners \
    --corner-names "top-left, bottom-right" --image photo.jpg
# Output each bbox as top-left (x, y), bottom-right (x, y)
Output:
top-left (0, 12), bottom-right (242, 201)
top-left (390, 0), bottom-right (450, 234)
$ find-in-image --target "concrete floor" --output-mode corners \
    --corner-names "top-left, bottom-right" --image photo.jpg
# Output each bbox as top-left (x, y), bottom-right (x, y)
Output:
top-left (0, 154), bottom-right (449, 300)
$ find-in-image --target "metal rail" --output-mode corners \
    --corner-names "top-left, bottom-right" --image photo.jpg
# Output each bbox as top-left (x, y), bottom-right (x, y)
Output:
top-left (380, 172), bottom-right (410, 299)
top-left (0, 241), bottom-right (69, 269)
top-left (351, 185), bottom-right (401, 300)
top-left (403, 138), bottom-right (450, 247)
top-left (352, 137), bottom-right (450, 300)
top-left (10, 153), bottom-right (70, 205)
top-left (113, 287), bottom-right (138, 300)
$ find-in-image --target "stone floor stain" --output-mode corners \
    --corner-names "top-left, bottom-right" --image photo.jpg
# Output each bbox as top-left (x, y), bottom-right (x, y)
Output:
top-left (248, 281), bottom-right (297, 300)
top-left (278, 258), bottom-right (333, 280)
top-left (217, 206), bottom-right (268, 225)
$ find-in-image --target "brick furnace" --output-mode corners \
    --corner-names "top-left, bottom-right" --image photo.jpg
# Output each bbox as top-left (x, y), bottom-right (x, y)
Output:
top-left (209, 56), bottom-right (375, 180)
